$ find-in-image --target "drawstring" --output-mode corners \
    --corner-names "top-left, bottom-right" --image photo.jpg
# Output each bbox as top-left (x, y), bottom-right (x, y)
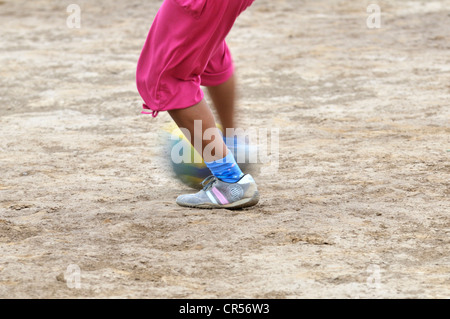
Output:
top-left (141, 104), bottom-right (159, 118)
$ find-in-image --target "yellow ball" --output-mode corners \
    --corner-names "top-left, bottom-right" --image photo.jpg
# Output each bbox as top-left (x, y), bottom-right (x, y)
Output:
top-left (162, 122), bottom-right (219, 189)
top-left (161, 122), bottom-right (255, 189)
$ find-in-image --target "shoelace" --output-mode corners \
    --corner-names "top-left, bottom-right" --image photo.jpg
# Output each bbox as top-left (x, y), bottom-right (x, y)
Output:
top-left (201, 175), bottom-right (218, 191)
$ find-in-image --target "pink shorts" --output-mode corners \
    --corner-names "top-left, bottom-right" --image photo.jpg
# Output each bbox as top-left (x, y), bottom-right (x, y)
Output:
top-left (136, 0), bottom-right (254, 117)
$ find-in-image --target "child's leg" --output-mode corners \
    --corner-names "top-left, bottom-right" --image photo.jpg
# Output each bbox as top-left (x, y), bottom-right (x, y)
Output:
top-left (137, 0), bottom-right (258, 208)
top-left (206, 73), bottom-right (237, 138)
top-left (168, 99), bottom-right (244, 183)
top-left (168, 99), bottom-right (227, 163)
top-left (169, 97), bottom-right (259, 210)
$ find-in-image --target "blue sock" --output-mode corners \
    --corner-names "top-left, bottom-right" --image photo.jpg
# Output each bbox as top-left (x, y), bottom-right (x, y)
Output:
top-left (224, 136), bottom-right (238, 150)
top-left (205, 150), bottom-right (244, 183)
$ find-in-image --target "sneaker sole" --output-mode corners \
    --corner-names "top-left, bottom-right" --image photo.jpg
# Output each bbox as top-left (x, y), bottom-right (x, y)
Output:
top-left (177, 191), bottom-right (260, 210)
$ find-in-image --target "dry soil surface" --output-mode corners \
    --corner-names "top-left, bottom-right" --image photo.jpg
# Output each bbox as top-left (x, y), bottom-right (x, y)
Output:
top-left (0, 0), bottom-right (449, 298)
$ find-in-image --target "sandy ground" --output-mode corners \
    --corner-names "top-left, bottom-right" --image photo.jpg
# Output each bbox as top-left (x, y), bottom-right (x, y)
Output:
top-left (0, 0), bottom-right (449, 299)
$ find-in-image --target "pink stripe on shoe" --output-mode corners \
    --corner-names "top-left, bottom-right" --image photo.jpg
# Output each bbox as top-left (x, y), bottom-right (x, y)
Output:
top-left (212, 187), bottom-right (229, 205)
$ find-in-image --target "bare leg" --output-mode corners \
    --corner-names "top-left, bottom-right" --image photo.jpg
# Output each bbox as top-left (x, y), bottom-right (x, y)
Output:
top-left (168, 99), bottom-right (228, 163)
top-left (206, 73), bottom-right (236, 137)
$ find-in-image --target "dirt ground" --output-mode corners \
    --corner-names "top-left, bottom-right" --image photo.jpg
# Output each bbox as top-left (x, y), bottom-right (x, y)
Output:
top-left (0, 0), bottom-right (449, 299)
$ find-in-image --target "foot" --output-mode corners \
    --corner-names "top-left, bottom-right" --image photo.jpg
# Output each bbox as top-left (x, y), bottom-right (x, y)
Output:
top-left (176, 174), bottom-right (259, 209)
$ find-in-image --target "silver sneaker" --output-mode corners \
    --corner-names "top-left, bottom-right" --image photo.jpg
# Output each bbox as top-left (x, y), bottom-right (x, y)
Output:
top-left (176, 174), bottom-right (259, 209)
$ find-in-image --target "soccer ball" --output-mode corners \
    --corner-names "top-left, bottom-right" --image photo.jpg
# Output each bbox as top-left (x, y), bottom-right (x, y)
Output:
top-left (162, 122), bottom-right (213, 189)
top-left (162, 122), bottom-right (255, 190)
